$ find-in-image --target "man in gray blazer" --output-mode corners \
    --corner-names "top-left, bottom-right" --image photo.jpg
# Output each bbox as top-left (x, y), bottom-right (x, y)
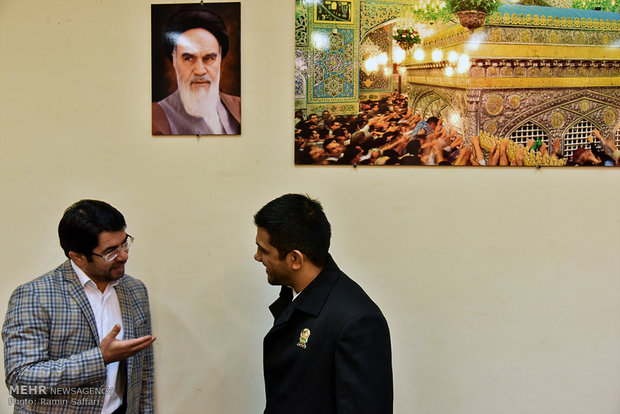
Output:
top-left (3, 200), bottom-right (155, 414)
top-left (253, 194), bottom-right (393, 414)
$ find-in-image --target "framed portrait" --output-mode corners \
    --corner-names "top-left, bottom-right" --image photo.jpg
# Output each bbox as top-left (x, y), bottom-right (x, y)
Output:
top-left (152, 2), bottom-right (241, 136)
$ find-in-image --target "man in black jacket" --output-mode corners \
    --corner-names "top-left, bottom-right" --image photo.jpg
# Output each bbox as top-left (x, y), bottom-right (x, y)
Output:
top-left (253, 194), bottom-right (393, 414)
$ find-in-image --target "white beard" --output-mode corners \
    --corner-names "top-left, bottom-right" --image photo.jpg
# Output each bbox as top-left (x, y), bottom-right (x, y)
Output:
top-left (175, 66), bottom-right (224, 134)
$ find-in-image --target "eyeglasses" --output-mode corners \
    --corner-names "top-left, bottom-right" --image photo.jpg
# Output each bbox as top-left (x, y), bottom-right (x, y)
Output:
top-left (92, 235), bottom-right (134, 262)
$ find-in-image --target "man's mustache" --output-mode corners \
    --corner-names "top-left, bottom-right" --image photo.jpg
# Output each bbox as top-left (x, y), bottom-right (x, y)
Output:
top-left (190, 75), bottom-right (212, 85)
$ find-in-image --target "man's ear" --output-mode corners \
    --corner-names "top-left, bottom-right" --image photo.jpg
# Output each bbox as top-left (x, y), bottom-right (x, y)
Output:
top-left (287, 250), bottom-right (304, 271)
top-left (68, 251), bottom-right (87, 267)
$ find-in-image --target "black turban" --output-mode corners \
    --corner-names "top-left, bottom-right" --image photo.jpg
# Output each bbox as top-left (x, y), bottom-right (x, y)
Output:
top-left (164, 7), bottom-right (229, 59)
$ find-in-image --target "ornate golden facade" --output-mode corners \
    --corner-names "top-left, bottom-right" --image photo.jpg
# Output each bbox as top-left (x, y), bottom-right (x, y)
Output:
top-left (405, 4), bottom-right (620, 157)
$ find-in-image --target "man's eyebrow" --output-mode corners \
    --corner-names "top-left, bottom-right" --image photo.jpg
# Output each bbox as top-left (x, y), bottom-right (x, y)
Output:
top-left (101, 244), bottom-right (118, 253)
top-left (101, 235), bottom-right (129, 253)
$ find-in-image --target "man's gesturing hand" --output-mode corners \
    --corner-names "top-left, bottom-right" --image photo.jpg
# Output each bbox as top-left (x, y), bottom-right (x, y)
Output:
top-left (100, 324), bottom-right (156, 365)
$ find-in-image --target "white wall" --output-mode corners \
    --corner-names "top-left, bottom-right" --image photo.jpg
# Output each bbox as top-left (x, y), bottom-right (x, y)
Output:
top-left (0, 1), bottom-right (619, 413)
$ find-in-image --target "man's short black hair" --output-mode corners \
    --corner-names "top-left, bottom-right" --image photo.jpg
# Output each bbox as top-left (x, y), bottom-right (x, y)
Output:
top-left (341, 146), bottom-right (362, 165)
top-left (254, 194), bottom-right (331, 267)
top-left (400, 154), bottom-right (423, 165)
top-left (299, 127), bottom-right (314, 140)
top-left (332, 127), bottom-right (346, 138)
top-left (58, 200), bottom-right (126, 259)
top-left (406, 140), bottom-right (421, 155)
top-left (316, 126), bottom-right (330, 140)
top-left (323, 137), bottom-right (338, 150)
top-left (164, 7), bottom-right (230, 59)
top-left (427, 116), bottom-right (439, 125)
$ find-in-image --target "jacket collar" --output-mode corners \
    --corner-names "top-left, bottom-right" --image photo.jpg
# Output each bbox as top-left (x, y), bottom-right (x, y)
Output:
top-left (270, 255), bottom-right (341, 327)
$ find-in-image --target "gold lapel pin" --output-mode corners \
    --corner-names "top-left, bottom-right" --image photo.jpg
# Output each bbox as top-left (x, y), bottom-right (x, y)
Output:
top-left (297, 328), bottom-right (311, 349)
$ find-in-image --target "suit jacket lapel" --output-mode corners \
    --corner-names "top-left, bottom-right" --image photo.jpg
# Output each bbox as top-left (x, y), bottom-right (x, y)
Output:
top-left (269, 287), bottom-right (293, 323)
top-left (115, 278), bottom-right (147, 386)
top-left (115, 280), bottom-right (134, 381)
top-left (61, 261), bottom-right (100, 343)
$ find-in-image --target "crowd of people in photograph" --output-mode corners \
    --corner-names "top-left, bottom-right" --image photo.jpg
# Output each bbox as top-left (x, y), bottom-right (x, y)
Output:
top-left (294, 92), bottom-right (620, 167)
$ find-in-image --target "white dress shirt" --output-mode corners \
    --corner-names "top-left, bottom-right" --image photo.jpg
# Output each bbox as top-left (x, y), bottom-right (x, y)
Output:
top-left (71, 261), bottom-right (124, 414)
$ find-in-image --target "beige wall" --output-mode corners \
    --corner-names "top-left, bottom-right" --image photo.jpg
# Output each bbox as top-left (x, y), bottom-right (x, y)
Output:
top-left (1, 1), bottom-right (619, 413)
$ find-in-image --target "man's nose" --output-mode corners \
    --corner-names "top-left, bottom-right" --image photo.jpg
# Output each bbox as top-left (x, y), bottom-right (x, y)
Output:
top-left (117, 248), bottom-right (129, 262)
top-left (193, 60), bottom-right (207, 75)
top-left (254, 251), bottom-right (261, 262)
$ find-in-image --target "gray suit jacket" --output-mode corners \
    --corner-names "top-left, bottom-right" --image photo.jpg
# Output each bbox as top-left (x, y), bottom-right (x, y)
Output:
top-left (2, 261), bottom-right (154, 414)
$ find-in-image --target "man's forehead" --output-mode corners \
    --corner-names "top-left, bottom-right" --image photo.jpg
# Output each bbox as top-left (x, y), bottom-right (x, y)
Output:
top-left (175, 28), bottom-right (220, 52)
top-left (98, 230), bottom-right (127, 249)
top-left (256, 227), bottom-right (273, 245)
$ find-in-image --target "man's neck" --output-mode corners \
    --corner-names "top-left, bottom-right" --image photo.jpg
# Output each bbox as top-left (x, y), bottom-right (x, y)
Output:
top-left (289, 262), bottom-right (324, 294)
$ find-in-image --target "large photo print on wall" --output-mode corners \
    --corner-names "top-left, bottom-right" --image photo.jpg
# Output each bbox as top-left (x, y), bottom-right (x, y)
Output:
top-left (294, 0), bottom-right (620, 166)
top-left (152, 3), bottom-right (241, 136)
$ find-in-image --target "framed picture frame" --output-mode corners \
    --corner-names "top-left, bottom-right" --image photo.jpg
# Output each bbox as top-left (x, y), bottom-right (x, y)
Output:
top-left (152, 2), bottom-right (241, 136)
